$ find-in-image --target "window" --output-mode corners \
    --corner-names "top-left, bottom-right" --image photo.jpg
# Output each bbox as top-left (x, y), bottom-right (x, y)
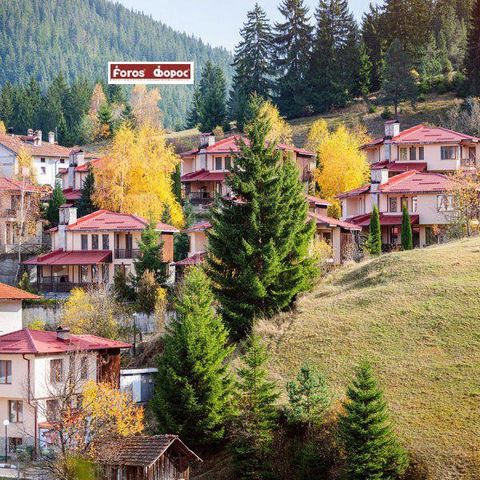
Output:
top-left (60, 158), bottom-right (65, 164)
top-left (215, 157), bottom-right (222, 170)
top-left (8, 400), bottom-right (23, 423)
top-left (419, 147), bottom-right (424, 161)
top-left (80, 357), bottom-right (88, 380)
top-left (409, 147), bottom-right (416, 160)
top-left (8, 438), bottom-right (22, 453)
top-left (80, 265), bottom-right (88, 283)
top-left (40, 167), bottom-right (46, 175)
top-left (225, 156), bottom-right (232, 170)
top-left (389, 197), bottom-right (398, 213)
top-left (81, 234), bottom-right (88, 250)
top-left (437, 194), bottom-right (454, 212)
top-left (102, 234), bottom-right (109, 250)
top-left (50, 359), bottom-right (64, 383)
top-left (441, 146), bottom-right (456, 160)
top-left (46, 400), bottom-right (59, 421)
top-left (91, 234), bottom-right (99, 250)
top-left (92, 264), bottom-right (98, 282)
top-left (412, 196), bottom-right (418, 213)
top-left (399, 148), bottom-right (408, 161)
top-left (40, 158), bottom-right (45, 163)
top-left (0, 360), bottom-right (12, 384)
top-left (322, 232), bottom-right (332, 245)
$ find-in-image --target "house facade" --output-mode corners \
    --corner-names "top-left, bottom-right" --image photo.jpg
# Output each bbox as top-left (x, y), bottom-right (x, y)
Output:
top-left (24, 207), bottom-right (179, 293)
top-left (0, 131), bottom-right (71, 187)
top-left (0, 283), bottom-right (39, 336)
top-left (180, 133), bottom-right (316, 210)
top-left (0, 327), bottom-right (130, 456)
top-left (339, 122), bottom-right (478, 248)
top-left (0, 177), bottom-right (43, 254)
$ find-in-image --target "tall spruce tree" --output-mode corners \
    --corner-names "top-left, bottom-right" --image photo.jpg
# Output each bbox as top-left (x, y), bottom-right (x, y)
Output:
top-left (152, 266), bottom-right (234, 445)
top-left (0, 82), bottom-right (14, 128)
top-left (339, 361), bottom-right (409, 480)
top-left (229, 3), bottom-right (274, 128)
top-left (366, 205), bottom-right (382, 256)
top-left (382, 38), bottom-right (418, 117)
top-left (134, 221), bottom-right (166, 285)
top-left (361, 4), bottom-right (384, 92)
top-left (310, 0), bottom-right (360, 112)
top-left (401, 204), bottom-right (413, 250)
top-left (231, 335), bottom-right (279, 479)
top-left (77, 166), bottom-right (96, 218)
top-left (187, 61), bottom-right (227, 132)
top-left (465, 0), bottom-right (480, 95)
top-left (40, 73), bottom-right (69, 137)
top-left (207, 99), bottom-right (316, 340)
top-left (273, 0), bottom-right (314, 117)
top-left (46, 181), bottom-right (66, 227)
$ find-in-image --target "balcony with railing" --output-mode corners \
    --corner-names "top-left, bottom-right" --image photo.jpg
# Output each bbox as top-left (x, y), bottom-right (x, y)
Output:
top-left (460, 157), bottom-right (477, 170)
top-left (186, 191), bottom-right (214, 206)
top-left (34, 277), bottom-right (101, 293)
top-left (114, 249), bottom-right (140, 259)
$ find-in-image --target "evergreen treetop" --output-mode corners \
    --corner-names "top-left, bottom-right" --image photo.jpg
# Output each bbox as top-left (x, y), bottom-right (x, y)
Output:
top-left (134, 220), bottom-right (166, 285)
top-left (401, 204), bottom-right (413, 250)
top-left (46, 181), bottom-right (66, 227)
top-left (366, 204), bottom-right (382, 256)
top-left (465, 0), bottom-right (480, 95)
top-left (77, 166), bottom-right (96, 218)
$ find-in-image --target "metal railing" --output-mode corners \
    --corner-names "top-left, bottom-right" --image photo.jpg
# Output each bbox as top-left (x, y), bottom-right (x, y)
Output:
top-left (187, 191), bottom-right (214, 205)
top-left (114, 249), bottom-right (140, 259)
top-left (35, 280), bottom-right (101, 293)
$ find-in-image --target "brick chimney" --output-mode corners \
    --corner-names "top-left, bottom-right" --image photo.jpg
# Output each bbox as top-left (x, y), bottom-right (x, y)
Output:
top-left (48, 131), bottom-right (55, 144)
top-left (56, 326), bottom-right (71, 342)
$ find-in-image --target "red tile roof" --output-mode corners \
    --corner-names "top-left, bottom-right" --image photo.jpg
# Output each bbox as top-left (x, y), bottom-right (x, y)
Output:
top-left (174, 252), bottom-right (207, 266)
top-left (66, 210), bottom-right (179, 233)
top-left (23, 249), bottom-right (112, 266)
top-left (181, 170), bottom-right (227, 182)
top-left (370, 161), bottom-right (427, 173)
top-left (74, 158), bottom-right (104, 172)
top-left (337, 184), bottom-right (371, 199)
top-left (379, 171), bottom-right (451, 194)
top-left (347, 213), bottom-right (420, 227)
top-left (0, 134), bottom-right (71, 157)
top-left (62, 188), bottom-right (82, 201)
top-left (306, 195), bottom-right (331, 206)
top-left (0, 283), bottom-right (40, 300)
top-left (0, 329), bottom-right (131, 354)
top-left (0, 177), bottom-right (41, 193)
top-left (183, 221), bottom-right (211, 233)
top-left (308, 212), bottom-right (361, 231)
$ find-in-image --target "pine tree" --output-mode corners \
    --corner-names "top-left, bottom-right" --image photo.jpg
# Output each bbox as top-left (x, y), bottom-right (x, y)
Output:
top-left (174, 200), bottom-right (194, 262)
top-left (97, 101), bottom-right (113, 138)
top-left (382, 38), bottom-right (418, 117)
top-left (229, 3), bottom-right (274, 128)
top-left (231, 335), bottom-right (279, 479)
top-left (119, 103), bottom-right (136, 129)
top-left (361, 4), bottom-right (384, 92)
top-left (358, 42), bottom-right (373, 99)
top-left (207, 99), bottom-right (316, 340)
top-left (152, 266), bottom-right (234, 445)
top-left (41, 73), bottom-right (69, 137)
top-left (401, 204), bottom-right (413, 250)
top-left (273, 0), bottom-right (314, 117)
top-left (77, 166), bottom-right (96, 218)
top-left (339, 361), bottom-right (409, 480)
top-left (286, 363), bottom-right (330, 430)
top-left (188, 61), bottom-right (227, 132)
top-left (134, 220), bottom-right (166, 285)
top-left (366, 205), bottom-right (382, 256)
top-left (465, 0), bottom-right (480, 95)
top-left (310, 0), bottom-right (360, 112)
top-left (0, 82), bottom-right (15, 128)
top-left (46, 181), bottom-right (66, 227)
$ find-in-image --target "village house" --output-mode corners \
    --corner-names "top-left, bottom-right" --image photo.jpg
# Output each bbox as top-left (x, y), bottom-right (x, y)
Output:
top-left (180, 133), bottom-right (316, 210)
top-left (338, 121), bottom-right (478, 248)
top-left (24, 206), bottom-right (179, 293)
top-left (0, 326), bottom-right (130, 456)
top-left (94, 434), bottom-right (201, 480)
top-left (0, 177), bottom-right (43, 254)
top-left (0, 283), bottom-right (39, 336)
top-left (0, 130), bottom-right (71, 187)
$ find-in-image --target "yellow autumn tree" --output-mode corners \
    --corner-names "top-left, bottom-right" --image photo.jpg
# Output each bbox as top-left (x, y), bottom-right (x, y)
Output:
top-left (130, 85), bottom-right (163, 128)
top-left (15, 146), bottom-right (37, 184)
top-left (305, 119), bottom-right (329, 153)
top-left (92, 123), bottom-right (183, 227)
top-left (259, 99), bottom-right (293, 145)
top-left (314, 124), bottom-right (370, 206)
top-left (0, 121), bottom-right (6, 134)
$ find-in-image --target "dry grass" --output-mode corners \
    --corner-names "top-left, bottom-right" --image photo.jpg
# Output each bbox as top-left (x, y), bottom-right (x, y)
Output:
top-left (257, 237), bottom-right (480, 479)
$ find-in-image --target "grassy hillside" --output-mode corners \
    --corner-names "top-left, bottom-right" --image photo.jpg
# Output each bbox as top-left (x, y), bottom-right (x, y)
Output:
top-left (256, 237), bottom-right (480, 479)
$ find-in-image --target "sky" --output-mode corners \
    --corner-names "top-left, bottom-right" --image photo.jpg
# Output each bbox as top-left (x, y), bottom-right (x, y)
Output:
top-left (116, 0), bottom-right (375, 51)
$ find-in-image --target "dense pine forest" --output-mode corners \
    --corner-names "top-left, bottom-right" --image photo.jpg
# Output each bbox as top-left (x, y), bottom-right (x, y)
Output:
top-left (0, 0), bottom-right (233, 129)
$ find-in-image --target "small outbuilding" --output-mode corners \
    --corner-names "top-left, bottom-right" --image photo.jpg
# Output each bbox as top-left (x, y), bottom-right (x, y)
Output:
top-left (96, 435), bottom-right (202, 480)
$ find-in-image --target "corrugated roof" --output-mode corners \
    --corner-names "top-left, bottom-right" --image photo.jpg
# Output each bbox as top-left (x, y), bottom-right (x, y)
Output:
top-left (23, 249), bottom-right (112, 265)
top-left (348, 213), bottom-right (420, 227)
top-left (308, 212), bottom-right (361, 231)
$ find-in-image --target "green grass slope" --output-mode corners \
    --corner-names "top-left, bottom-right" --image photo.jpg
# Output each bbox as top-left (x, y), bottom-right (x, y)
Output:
top-left (257, 238), bottom-right (480, 479)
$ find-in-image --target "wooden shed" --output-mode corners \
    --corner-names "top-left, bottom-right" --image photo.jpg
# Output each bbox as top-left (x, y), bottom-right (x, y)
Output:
top-left (95, 435), bottom-right (202, 480)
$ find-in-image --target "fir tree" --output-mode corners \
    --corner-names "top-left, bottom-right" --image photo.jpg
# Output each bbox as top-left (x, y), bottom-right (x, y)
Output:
top-left (401, 204), bottom-right (413, 250)
top-left (310, 0), bottom-right (360, 112)
top-left (361, 4), bottom-right (384, 92)
top-left (229, 3), bottom-right (274, 128)
top-left (120, 103), bottom-right (136, 129)
top-left (286, 363), bottom-right (330, 430)
top-left (273, 0), bottom-right (314, 117)
top-left (465, 0), bottom-right (480, 95)
top-left (46, 181), bottom-right (66, 227)
top-left (112, 267), bottom-right (136, 303)
top-left (358, 42), bottom-right (373, 99)
top-left (366, 205), bottom-right (382, 256)
top-left (97, 101), bottom-right (113, 138)
top-left (207, 99), bottom-right (316, 340)
top-left (77, 165), bottom-right (96, 218)
top-left (41, 73), bottom-right (69, 136)
top-left (0, 82), bottom-right (14, 128)
top-left (152, 266), bottom-right (234, 445)
top-left (381, 38), bottom-right (417, 117)
top-left (339, 360), bottom-right (409, 480)
top-left (174, 200), bottom-right (194, 262)
top-left (231, 334), bottom-right (279, 479)
top-left (134, 220), bottom-right (166, 285)
top-left (185, 88), bottom-right (201, 129)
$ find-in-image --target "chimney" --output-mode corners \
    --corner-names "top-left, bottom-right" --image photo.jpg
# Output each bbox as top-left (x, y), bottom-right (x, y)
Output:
top-left (59, 205), bottom-right (77, 226)
top-left (199, 132), bottom-right (215, 148)
top-left (371, 168), bottom-right (389, 189)
top-left (27, 128), bottom-right (34, 137)
top-left (48, 131), bottom-right (55, 144)
top-left (56, 326), bottom-right (71, 342)
top-left (384, 120), bottom-right (400, 140)
top-left (33, 130), bottom-right (42, 146)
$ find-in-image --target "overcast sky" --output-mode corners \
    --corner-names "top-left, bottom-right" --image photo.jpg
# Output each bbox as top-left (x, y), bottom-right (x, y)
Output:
top-left (116, 0), bottom-right (376, 51)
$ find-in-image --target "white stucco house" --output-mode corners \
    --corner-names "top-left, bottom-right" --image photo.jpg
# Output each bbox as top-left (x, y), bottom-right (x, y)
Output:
top-left (0, 283), bottom-right (39, 335)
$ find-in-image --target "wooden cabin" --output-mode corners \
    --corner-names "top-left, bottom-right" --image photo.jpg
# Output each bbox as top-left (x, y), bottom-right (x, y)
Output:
top-left (96, 435), bottom-right (202, 480)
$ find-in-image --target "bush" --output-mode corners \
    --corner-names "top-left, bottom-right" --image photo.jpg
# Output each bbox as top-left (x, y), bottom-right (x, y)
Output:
top-left (368, 103), bottom-right (378, 114)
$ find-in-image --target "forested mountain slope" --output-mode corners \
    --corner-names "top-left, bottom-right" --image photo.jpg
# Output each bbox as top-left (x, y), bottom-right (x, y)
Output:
top-left (0, 0), bottom-right (233, 128)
